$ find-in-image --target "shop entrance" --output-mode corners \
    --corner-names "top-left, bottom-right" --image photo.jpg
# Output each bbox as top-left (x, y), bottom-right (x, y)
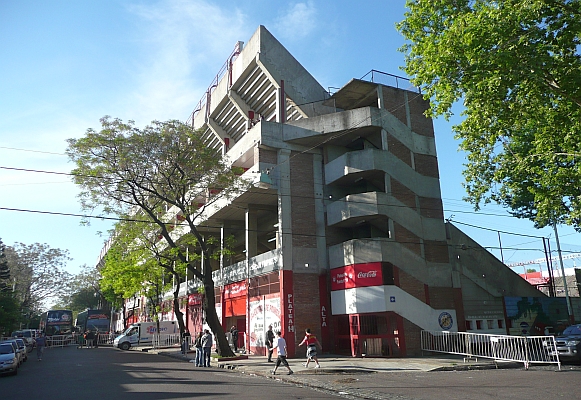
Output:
top-left (223, 281), bottom-right (247, 352)
top-left (336, 312), bottom-right (405, 357)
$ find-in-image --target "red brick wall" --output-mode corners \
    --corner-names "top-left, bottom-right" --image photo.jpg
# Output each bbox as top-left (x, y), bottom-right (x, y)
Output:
top-left (418, 197), bottom-right (444, 219)
top-left (390, 178), bottom-right (417, 210)
top-left (293, 272), bottom-right (323, 357)
top-left (402, 319), bottom-right (422, 356)
top-left (381, 86), bottom-right (407, 126)
top-left (393, 222), bottom-right (421, 256)
top-left (290, 152), bottom-right (316, 248)
top-left (396, 267), bottom-right (427, 303)
top-left (424, 241), bottom-right (450, 263)
top-left (414, 153), bottom-right (439, 178)
top-left (428, 287), bottom-right (456, 309)
top-left (408, 95), bottom-right (434, 137)
top-left (428, 287), bottom-right (466, 332)
top-left (387, 134), bottom-right (412, 167)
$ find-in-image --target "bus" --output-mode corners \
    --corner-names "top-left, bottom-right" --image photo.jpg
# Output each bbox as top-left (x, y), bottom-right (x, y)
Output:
top-left (39, 309), bottom-right (74, 336)
top-left (75, 309), bottom-right (110, 334)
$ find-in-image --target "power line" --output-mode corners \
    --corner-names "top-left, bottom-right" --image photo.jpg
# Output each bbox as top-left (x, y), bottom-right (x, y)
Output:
top-left (0, 146), bottom-right (65, 156)
top-left (0, 164), bottom-right (520, 218)
top-left (1, 206), bottom-right (579, 256)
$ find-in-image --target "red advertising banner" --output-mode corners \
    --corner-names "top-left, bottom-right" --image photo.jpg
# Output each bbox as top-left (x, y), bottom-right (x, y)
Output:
top-left (319, 275), bottom-right (330, 351)
top-left (330, 262), bottom-right (383, 291)
top-left (280, 270), bottom-right (295, 357)
top-left (223, 281), bottom-right (247, 299)
top-left (188, 293), bottom-right (204, 306)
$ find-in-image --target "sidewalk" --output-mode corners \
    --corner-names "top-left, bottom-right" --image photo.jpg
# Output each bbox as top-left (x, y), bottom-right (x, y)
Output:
top-left (153, 347), bottom-right (519, 374)
top-left (149, 348), bottom-right (522, 399)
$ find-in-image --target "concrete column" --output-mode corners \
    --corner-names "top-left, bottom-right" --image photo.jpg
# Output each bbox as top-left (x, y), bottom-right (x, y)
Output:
top-left (313, 153), bottom-right (327, 272)
top-left (376, 84), bottom-right (384, 110)
top-left (381, 128), bottom-right (388, 151)
top-left (276, 80), bottom-right (286, 123)
top-left (278, 149), bottom-right (292, 270)
top-left (245, 208), bottom-right (258, 260)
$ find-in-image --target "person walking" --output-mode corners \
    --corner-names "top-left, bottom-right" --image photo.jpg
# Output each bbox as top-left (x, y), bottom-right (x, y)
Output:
top-left (271, 331), bottom-right (293, 375)
top-left (298, 328), bottom-right (321, 368)
top-left (230, 326), bottom-right (239, 353)
top-left (35, 332), bottom-right (47, 361)
top-left (265, 325), bottom-right (275, 362)
top-left (201, 329), bottom-right (213, 367)
top-left (86, 330), bottom-right (95, 348)
top-left (194, 332), bottom-right (203, 367)
top-left (181, 330), bottom-right (191, 355)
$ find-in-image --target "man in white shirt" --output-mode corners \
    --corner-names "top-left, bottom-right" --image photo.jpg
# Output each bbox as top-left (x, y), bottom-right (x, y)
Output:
top-left (271, 331), bottom-right (293, 375)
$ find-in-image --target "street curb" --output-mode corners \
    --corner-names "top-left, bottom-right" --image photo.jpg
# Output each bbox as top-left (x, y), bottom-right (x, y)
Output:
top-left (432, 361), bottom-right (523, 371)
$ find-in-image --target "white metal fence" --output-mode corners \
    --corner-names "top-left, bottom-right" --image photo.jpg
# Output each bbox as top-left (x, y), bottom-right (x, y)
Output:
top-left (152, 333), bottom-right (181, 349)
top-left (421, 330), bottom-right (561, 370)
top-left (47, 334), bottom-right (76, 347)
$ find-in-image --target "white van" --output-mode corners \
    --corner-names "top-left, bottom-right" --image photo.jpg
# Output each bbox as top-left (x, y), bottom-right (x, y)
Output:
top-left (113, 321), bottom-right (177, 350)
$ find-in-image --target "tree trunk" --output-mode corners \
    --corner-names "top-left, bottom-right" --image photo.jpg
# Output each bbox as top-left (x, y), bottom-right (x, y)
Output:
top-left (204, 279), bottom-right (234, 357)
top-left (173, 288), bottom-right (186, 335)
top-left (188, 228), bottom-right (235, 358)
top-left (122, 302), bottom-right (127, 332)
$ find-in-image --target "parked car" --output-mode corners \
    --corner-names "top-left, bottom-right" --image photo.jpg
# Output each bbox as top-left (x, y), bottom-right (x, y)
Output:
top-left (12, 329), bottom-right (38, 349)
top-left (0, 343), bottom-right (19, 376)
top-left (552, 324), bottom-right (581, 363)
top-left (13, 339), bottom-right (27, 363)
top-left (0, 341), bottom-right (22, 367)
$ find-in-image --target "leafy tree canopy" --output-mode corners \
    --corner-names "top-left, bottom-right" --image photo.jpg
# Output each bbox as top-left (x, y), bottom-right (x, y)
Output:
top-left (0, 238), bottom-right (10, 291)
top-left (67, 117), bottom-right (249, 356)
top-left (398, 0), bottom-right (581, 230)
top-left (5, 242), bottom-right (72, 313)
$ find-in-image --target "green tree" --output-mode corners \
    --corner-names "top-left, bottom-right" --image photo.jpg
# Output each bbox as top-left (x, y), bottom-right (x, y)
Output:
top-left (397, 0), bottom-right (581, 230)
top-left (5, 243), bottom-right (72, 317)
top-left (66, 117), bottom-right (248, 356)
top-left (0, 292), bottom-right (20, 335)
top-left (101, 219), bottom-right (176, 335)
top-left (0, 239), bottom-right (10, 292)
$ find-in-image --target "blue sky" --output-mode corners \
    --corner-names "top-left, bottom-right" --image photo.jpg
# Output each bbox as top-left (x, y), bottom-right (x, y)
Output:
top-left (1, 0), bottom-right (579, 277)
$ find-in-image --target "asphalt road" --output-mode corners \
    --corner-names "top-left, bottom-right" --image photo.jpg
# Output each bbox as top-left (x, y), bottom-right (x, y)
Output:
top-left (0, 346), bottom-right (340, 400)
top-left (3, 346), bottom-right (581, 400)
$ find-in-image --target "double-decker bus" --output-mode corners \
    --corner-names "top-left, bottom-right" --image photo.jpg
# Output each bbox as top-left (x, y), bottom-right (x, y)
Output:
top-left (39, 309), bottom-right (74, 336)
top-left (75, 309), bottom-right (110, 334)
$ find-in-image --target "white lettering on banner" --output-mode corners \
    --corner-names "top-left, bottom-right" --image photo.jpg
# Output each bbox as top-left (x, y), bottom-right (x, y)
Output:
top-left (321, 305), bottom-right (327, 327)
top-left (332, 272), bottom-right (353, 285)
top-left (287, 294), bottom-right (295, 333)
top-left (225, 282), bottom-right (246, 296)
top-left (357, 270), bottom-right (377, 279)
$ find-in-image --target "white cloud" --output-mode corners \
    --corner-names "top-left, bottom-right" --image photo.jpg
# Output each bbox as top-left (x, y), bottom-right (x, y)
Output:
top-left (123, 0), bottom-right (249, 125)
top-left (273, 1), bottom-right (317, 41)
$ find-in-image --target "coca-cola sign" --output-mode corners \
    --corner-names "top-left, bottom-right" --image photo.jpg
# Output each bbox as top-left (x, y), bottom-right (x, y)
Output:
top-left (357, 270), bottom-right (377, 279)
top-left (331, 263), bottom-right (383, 290)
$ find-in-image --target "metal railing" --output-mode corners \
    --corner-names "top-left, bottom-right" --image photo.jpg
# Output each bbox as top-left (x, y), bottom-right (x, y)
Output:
top-left (152, 333), bottom-right (181, 349)
top-left (421, 330), bottom-right (561, 370)
top-left (360, 70), bottom-right (421, 93)
top-left (46, 334), bottom-right (77, 347)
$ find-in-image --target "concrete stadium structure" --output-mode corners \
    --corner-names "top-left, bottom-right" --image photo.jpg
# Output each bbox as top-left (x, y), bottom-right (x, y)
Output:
top-left (111, 26), bottom-right (544, 357)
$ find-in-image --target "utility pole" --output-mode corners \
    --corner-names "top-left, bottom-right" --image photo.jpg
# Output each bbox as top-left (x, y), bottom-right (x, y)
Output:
top-left (554, 223), bottom-right (573, 322)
